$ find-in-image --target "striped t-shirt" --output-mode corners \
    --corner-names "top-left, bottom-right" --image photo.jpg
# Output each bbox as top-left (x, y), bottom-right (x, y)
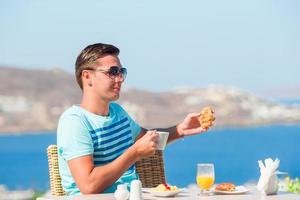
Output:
top-left (57, 103), bottom-right (141, 195)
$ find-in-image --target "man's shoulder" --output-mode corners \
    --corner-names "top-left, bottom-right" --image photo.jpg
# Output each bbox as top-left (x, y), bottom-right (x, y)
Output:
top-left (59, 105), bottom-right (84, 121)
top-left (61, 105), bottom-right (81, 115)
top-left (110, 102), bottom-right (121, 108)
top-left (110, 102), bottom-right (125, 112)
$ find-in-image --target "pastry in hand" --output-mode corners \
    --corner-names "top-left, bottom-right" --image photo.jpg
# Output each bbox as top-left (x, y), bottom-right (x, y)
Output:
top-left (215, 183), bottom-right (236, 191)
top-left (199, 106), bottom-right (215, 129)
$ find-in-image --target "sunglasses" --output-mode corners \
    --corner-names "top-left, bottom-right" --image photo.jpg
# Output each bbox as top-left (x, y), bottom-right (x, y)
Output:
top-left (87, 66), bottom-right (127, 79)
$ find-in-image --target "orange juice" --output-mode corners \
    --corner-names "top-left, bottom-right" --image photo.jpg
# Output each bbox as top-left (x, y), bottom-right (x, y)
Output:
top-left (196, 176), bottom-right (214, 190)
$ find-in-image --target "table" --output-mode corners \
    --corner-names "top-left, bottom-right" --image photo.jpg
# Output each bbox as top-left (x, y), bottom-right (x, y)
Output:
top-left (37, 185), bottom-right (300, 200)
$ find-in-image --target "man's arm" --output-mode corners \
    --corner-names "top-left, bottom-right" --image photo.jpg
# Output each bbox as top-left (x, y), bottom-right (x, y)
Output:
top-left (68, 146), bottom-right (137, 194)
top-left (68, 130), bottom-right (158, 194)
top-left (136, 127), bottom-right (181, 143)
top-left (137, 112), bottom-right (212, 144)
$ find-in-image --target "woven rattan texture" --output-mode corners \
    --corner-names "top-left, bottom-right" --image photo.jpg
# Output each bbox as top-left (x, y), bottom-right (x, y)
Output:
top-left (136, 150), bottom-right (166, 187)
top-left (47, 145), bottom-right (65, 196)
top-left (47, 145), bottom-right (166, 195)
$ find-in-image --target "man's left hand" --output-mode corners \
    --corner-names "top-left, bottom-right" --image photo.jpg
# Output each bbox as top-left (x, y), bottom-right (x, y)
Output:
top-left (176, 113), bottom-right (208, 137)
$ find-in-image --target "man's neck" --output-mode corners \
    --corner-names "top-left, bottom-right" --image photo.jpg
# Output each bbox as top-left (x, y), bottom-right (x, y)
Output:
top-left (80, 94), bottom-right (110, 116)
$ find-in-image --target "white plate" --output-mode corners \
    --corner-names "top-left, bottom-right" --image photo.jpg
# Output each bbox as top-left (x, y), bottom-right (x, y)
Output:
top-left (143, 188), bottom-right (185, 197)
top-left (214, 186), bottom-right (249, 195)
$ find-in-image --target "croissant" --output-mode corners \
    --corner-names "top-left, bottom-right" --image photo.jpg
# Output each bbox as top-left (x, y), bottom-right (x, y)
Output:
top-left (199, 106), bottom-right (215, 129)
top-left (215, 183), bottom-right (236, 191)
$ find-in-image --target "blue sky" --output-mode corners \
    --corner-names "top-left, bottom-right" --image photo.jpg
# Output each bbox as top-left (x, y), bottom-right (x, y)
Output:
top-left (0, 0), bottom-right (299, 96)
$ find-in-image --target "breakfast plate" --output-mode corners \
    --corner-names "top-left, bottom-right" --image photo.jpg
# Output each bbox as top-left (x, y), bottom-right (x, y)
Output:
top-left (142, 187), bottom-right (186, 197)
top-left (214, 185), bottom-right (249, 195)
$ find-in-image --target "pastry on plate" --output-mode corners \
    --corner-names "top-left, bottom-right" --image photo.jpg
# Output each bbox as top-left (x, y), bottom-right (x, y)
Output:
top-left (215, 183), bottom-right (236, 191)
top-left (154, 183), bottom-right (178, 191)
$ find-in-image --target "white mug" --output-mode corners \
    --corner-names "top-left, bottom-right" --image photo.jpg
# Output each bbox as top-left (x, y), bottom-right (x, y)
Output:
top-left (156, 131), bottom-right (169, 150)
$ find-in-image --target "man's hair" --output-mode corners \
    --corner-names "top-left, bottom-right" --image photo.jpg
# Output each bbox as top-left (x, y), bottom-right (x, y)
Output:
top-left (75, 43), bottom-right (120, 90)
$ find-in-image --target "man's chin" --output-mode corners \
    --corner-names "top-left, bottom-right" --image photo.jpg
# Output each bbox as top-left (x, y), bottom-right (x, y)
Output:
top-left (111, 93), bottom-right (120, 101)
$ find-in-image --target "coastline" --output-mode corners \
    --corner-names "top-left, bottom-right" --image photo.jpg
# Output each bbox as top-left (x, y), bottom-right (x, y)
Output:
top-left (0, 130), bottom-right (56, 136)
top-left (1, 123), bottom-right (300, 136)
top-left (1, 125), bottom-right (300, 191)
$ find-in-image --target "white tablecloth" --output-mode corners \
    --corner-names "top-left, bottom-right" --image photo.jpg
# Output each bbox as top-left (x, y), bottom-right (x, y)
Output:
top-left (37, 185), bottom-right (300, 200)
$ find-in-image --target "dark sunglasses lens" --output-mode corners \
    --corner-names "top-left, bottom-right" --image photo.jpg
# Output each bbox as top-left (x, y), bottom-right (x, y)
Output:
top-left (109, 66), bottom-right (119, 76)
top-left (121, 68), bottom-right (127, 77)
top-left (108, 67), bottom-right (127, 78)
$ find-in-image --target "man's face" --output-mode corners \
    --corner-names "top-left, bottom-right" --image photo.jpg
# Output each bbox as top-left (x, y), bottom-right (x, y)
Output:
top-left (89, 54), bottom-right (125, 101)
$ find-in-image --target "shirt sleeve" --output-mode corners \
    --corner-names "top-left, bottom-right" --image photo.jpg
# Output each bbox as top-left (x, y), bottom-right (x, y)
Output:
top-left (128, 115), bottom-right (142, 140)
top-left (113, 103), bottom-right (142, 140)
top-left (57, 114), bottom-right (94, 161)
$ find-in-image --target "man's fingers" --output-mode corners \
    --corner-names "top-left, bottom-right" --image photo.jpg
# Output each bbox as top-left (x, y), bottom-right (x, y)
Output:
top-left (188, 113), bottom-right (201, 118)
top-left (146, 130), bottom-right (157, 138)
top-left (147, 130), bottom-right (156, 134)
top-left (145, 130), bottom-right (158, 144)
top-left (150, 141), bottom-right (156, 147)
top-left (183, 127), bottom-right (206, 135)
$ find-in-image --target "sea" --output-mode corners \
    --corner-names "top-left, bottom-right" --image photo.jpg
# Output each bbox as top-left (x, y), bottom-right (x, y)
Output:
top-left (0, 125), bottom-right (300, 191)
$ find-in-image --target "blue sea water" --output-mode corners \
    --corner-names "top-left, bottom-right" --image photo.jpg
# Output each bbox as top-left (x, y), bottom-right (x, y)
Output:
top-left (0, 125), bottom-right (299, 191)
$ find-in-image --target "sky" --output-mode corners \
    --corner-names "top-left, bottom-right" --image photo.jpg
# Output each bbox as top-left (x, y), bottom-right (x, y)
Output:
top-left (0, 0), bottom-right (299, 97)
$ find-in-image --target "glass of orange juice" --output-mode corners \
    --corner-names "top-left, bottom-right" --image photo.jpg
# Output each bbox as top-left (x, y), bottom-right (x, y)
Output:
top-left (196, 163), bottom-right (215, 195)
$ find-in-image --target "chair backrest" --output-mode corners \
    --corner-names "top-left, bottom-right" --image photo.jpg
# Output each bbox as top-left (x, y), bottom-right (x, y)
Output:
top-left (47, 145), bottom-right (166, 195)
top-left (47, 145), bottom-right (65, 196)
top-left (135, 150), bottom-right (166, 187)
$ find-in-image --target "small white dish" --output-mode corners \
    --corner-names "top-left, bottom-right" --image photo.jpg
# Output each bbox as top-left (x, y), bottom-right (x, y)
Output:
top-left (142, 188), bottom-right (185, 197)
top-left (214, 186), bottom-right (249, 195)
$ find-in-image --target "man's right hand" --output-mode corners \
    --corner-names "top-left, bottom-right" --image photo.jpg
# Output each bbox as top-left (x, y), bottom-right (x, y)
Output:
top-left (133, 130), bottom-right (158, 160)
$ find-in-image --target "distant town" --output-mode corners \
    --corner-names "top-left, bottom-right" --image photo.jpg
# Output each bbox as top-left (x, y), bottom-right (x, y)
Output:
top-left (0, 66), bottom-right (300, 134)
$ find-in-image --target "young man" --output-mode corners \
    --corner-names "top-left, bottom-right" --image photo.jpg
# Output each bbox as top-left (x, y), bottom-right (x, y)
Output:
top-left (57, 43), bottom-right (213, 195)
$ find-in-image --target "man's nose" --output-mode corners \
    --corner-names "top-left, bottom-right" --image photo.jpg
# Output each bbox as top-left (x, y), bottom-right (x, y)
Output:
top-left (115, 73), bottom-right (124, 82)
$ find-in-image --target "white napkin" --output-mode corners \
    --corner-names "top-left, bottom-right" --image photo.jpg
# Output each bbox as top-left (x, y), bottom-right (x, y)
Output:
top-left (257, 158), bottom-right (280, 195)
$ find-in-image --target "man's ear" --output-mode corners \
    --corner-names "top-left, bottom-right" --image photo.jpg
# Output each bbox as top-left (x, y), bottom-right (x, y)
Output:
top-left (82, 71), bottom-right (93, 87)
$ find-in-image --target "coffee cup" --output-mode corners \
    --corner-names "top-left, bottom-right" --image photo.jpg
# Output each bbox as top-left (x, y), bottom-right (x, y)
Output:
top-left (156, 131), bottom-right (169, 150)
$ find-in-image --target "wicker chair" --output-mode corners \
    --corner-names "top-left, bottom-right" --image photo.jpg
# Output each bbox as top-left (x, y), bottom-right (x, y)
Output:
top-left (47, 145), bottom-right (66, 196)
top-left (47, 145), bottom-right (166, 196)
top-left (135, 151), bottom-right (166, 187)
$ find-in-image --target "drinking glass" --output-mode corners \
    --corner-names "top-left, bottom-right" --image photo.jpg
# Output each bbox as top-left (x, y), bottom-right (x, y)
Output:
top-left (196, 163), bottom-right (215, 195)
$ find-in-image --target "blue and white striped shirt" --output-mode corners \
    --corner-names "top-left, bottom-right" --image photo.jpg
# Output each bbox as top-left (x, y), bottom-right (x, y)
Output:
top-left (57, 103), bottom-right (141, 195)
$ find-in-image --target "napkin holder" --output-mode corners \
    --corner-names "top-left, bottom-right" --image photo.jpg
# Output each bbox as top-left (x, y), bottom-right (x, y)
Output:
top-left (261, 172), bottom-right (279, 195)
top-left (257, 158), bottom-right (281, 195)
